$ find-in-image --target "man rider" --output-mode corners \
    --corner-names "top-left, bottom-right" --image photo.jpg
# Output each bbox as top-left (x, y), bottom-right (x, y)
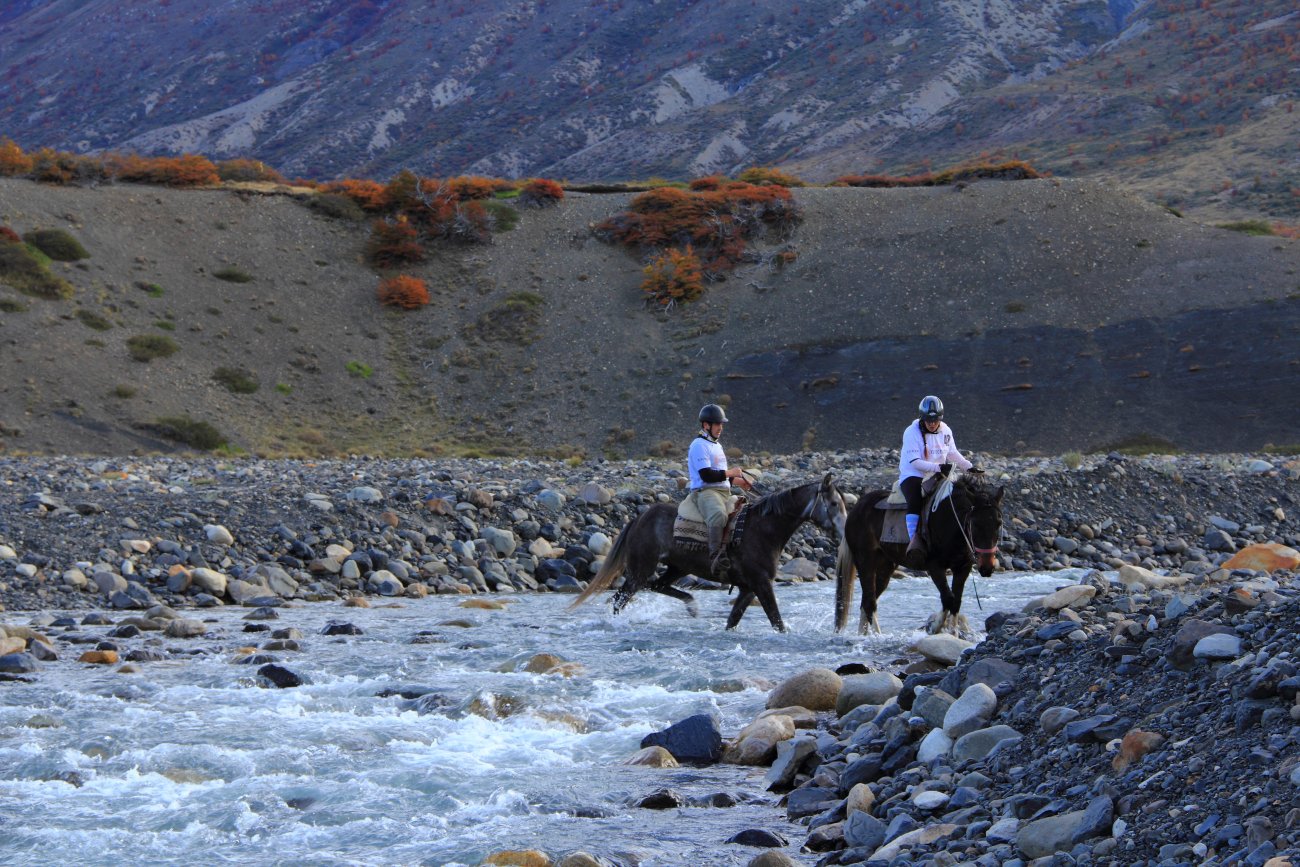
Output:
top-left (685, 404), bottom-right (751, 577)
top-left (899, 395), bottom-right (982, 568)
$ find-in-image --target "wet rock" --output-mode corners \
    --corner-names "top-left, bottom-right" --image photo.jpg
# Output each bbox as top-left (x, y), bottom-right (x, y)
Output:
top-left (725, 829), bottom-right (787, 848)
top-left (767, 667), bottom-right (841, 712)
top-left (258, 664), bottom-right (303, 688)
top-left (640, 713), bottom-right (723, 765)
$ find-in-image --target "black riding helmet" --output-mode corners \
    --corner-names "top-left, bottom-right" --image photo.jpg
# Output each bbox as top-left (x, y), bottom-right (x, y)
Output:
top-left (699, 403), bottom-right (729, 425)
top-left (919, 395), bottom-right (944, 423)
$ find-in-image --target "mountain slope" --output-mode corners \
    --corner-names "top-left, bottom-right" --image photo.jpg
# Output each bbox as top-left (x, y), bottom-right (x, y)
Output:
top-left (2, 176), bottom-right (1298, 458)
top-left (0, 0), bottom-right (1294, 221)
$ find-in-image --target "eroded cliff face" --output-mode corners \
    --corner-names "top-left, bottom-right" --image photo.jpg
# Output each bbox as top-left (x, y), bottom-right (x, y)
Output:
top-left (1, 0), bottom-right (1294, 224)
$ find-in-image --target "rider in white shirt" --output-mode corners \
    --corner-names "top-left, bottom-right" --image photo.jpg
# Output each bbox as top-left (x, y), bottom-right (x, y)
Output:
top-left (684, 404), bottom-right (751, 576)
top-left (898, 395), bottom-right (982, 567)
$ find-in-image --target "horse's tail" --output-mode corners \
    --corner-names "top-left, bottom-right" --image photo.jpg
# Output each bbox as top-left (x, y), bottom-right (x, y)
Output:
top-left (834, 532), bottom-right (856, 633)
top-left (569, 512), bottom-right (636, 609)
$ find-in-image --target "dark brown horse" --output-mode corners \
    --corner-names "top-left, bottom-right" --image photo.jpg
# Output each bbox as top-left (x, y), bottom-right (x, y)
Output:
top-left (570, 474), bottom-right (847, 632)
top-left (834, 475), bottom-right (1004, 637)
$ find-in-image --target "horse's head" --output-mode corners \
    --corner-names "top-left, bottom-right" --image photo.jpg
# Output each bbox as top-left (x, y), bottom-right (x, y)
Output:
top-left (804, 472), bottom-right (848, 540)
top-left (967, 483), bottom-right (1004, 577)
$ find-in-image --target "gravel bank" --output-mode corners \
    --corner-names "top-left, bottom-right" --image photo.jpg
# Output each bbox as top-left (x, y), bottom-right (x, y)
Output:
top-left (1, 451), bottom-right (1297, 613)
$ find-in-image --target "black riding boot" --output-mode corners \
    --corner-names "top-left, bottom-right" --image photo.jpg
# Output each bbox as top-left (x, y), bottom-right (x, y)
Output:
top-left (707, 525), bottom-right (731, 579)
top-left (904, 528), bottom-right (927, 570)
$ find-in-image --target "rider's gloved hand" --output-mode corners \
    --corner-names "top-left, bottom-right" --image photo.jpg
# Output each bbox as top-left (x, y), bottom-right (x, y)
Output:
top-left (939, 463), bottom-right (952, 476)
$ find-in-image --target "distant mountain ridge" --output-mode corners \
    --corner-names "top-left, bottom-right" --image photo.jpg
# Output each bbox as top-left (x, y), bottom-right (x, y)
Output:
top-left (0, 0), bottom-right (1295, 220)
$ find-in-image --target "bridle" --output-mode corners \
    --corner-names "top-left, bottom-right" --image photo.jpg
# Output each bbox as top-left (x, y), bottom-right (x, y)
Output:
top-left (947, 487), bottom-right (1001, 560)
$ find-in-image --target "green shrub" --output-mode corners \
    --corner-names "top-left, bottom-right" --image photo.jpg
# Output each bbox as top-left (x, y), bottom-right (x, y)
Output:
top-left (484, 200), bottom-right (520, 232)
top-left (126, 333), bottom-right (179, 362)
top-left (0, 298), bottom-right (28, 313)
top-left (467, 291), bottom-right (545, 344)
top-left (76, 309), bottom-right (113, 330)
top-left (147, 415), bottom-right (226, 450)
top-left (137, 282), bottom-right (165, 297)
top-left (213, 266), bottom-right (254, 283)
top-left (302, 192), bottom-right (366, 221)
top-left (1217, 220), bottom-right (1274, 236)
top-left (0, 243), bottom-right (74, 299)
top-left (213, 366), bottom-right (260, 394)
top-left (153, 319), bottom-right (175, 331)
top-left (112, 385), bottom-right (136, 398)
top-left (346, 360), bottom-right (373, 378)
top-left (275, 382), bottom-right (292, 395)
top-left (23, 228), bottom-right (88, 261)
top-left (1062, 451), bottom-right (1083, 469)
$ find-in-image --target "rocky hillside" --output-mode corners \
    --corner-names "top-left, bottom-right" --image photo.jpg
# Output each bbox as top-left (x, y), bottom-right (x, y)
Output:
top-left (1, 175), bottom-right (1299, 458)
top-left (0, 0), bottom-right (1296, 222)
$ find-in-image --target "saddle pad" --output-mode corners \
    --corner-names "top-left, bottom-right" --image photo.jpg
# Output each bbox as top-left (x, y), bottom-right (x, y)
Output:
top-left (877, 481), bottom-right (908, 509)
top-left (880, 508), bottom-right (910, 544)
top-left (677, 492), bottom-right (741, 523)
top-left (673, 501), bottom-right (745, 552)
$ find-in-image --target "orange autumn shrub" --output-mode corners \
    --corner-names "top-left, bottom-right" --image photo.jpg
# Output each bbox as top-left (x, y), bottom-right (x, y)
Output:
top-left (0, 225), bottom-right (21, 243)
top-left (641, 246), bottom-right (705, 307)
top-left (217, 158), bottom-right (285, 183)
top-left (108, 153), bottom-right (220, 187)
top-left (596, 180), bottom-right (802, 278)
top-left (376, 274), bottom-right (430, 309)
top-left (447, 175), bottom-right (513, 200)
top-left (365, 218), bottom-right (425, 267)
top-left (517, 178), bottom-right (564, 207)
top-left (736, 166), bottom-right (805, 187)
top-left (834, 160), bottom-right (1042, 187)
top-left (0, 138), bottom-right (33, 176)
top-left (323, 178), bottom-right (390, 211)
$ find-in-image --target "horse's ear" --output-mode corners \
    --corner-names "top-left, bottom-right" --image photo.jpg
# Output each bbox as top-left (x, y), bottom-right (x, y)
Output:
top-left (822, 472), bottom-right (832, 488)
top-left (994, 485), bottom-right (1005, 505)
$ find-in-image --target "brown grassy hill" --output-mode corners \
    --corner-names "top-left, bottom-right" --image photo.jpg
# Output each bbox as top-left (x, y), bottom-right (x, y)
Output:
top-left (1, 176), bottom-right (1298, 458)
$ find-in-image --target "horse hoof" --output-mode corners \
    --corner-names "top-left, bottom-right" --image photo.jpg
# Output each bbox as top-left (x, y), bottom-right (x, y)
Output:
top-left (925, 611), bottom-right (945, 634)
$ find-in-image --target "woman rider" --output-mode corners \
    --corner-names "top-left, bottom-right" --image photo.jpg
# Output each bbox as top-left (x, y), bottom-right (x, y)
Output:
top-left (684, 404), bottom-right (751, 577)
top-left (899, 395), bottom-right (982, 567)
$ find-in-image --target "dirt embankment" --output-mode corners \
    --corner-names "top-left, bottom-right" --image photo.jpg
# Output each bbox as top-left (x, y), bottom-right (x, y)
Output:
top-left (1, 178), bottom-right (1298, 458)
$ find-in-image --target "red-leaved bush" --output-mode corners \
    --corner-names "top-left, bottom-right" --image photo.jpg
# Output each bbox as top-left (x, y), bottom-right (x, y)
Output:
top-left (107, 153), bottom-right (220, 187)
top-left (518, 178), bottom-right (564, 207)
top-left (217, 159), bottom-right (286, 183)
top-left (641, 246), bottom-right (705, 307)
top-left (0, 225), bottom-right (21, 243)
top-left (376, 274), bottom-right (430, 309)
top-left (596, 180), bottom-right (802, 278)
top-left (834, 160), bottom-right (1041, 187)
top-left (366, 218), bottom-right (426, 267)
top-left (323, 179), bottom-right (390, 211)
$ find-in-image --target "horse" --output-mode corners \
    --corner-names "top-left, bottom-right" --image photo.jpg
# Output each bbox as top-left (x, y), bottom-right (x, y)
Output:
top-left (569, 474), bottom-right (848, 632)
top-left (834, 474), bottom-right (1004, 638)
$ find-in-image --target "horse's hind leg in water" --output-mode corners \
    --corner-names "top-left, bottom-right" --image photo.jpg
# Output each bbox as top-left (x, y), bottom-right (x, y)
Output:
top-left (609, 540), bottom-right (668, 614)
top-left (647, 564), bottom-right (698, 617)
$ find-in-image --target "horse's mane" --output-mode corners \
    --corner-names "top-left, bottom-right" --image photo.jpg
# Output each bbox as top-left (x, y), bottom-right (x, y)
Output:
top-left (753, 480), bottom-right (815, 518)
top-left (953, 474), bottom-right (994, 502)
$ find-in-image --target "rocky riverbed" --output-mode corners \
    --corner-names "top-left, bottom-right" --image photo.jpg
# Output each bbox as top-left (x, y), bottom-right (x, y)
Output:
top-left (2, 450), bottom-right (1299, 866)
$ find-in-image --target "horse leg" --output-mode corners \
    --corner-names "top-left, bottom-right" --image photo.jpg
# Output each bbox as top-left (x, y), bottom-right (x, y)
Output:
top-left (611, 549), bottom-right (660, 614)
top-left (726, 590), bottom-right (756, 630)
top-left (649, 565), bottom-right (698, 617)
top-left (947, 564), bottom-right (974, 639)
top-left (925, 569), bottom-right (957, 635)
top-left (862, 560), bottom-right (893, 635)
top-left (751, 578), bottom-right (787, 633)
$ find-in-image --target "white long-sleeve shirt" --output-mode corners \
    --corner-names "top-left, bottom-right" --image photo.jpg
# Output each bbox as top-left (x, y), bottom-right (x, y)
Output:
top-left (898, 420), bottom-right (972, 481)
top-left (688, 435), bottom-right (731, 490)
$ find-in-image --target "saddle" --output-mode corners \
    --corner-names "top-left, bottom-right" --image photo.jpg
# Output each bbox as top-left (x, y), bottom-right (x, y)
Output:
top-left (673, 496), bottom-right (747, 553)
top-left (874, 476), bottom-right (954, 545)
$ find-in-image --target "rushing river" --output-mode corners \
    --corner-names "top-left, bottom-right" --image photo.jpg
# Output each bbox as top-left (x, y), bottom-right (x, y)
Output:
top-left (0, 571), bottom-right (1074, 866)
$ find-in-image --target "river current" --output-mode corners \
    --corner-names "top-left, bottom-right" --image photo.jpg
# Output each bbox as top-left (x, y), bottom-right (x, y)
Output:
top-left (0, 571), bottom-right (1073, 866)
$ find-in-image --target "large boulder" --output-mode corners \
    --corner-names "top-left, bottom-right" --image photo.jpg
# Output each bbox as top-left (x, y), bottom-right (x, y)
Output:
top-left (767, 667), bottom-right (842, 712)
top-left (1017, 810), bottom-right (1088, 858)
top-left (724, 714), bottom-right (796, 765)
top-left (640, 713), bottom-right (723, 764)
top-left (836, 672), bottom-right (902, 715)
top-left (943, 682), bottom-right (998, 739)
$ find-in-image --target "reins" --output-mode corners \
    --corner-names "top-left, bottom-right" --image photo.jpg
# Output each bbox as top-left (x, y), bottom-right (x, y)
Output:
top-left (946, 484), bottom-right (999, 612)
